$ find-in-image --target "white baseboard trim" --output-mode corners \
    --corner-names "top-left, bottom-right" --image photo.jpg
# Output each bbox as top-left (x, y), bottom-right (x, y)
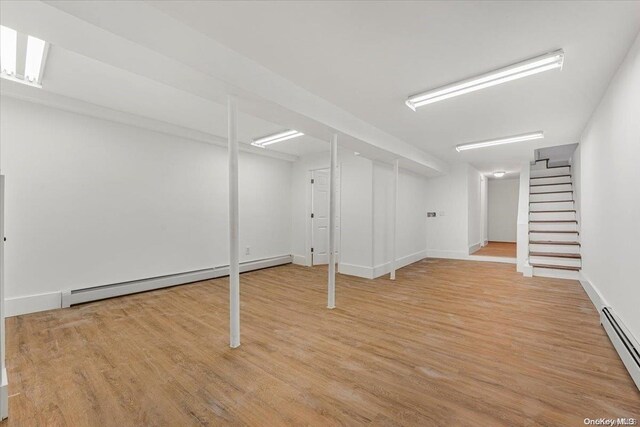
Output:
top-left (517, 262), bottom-right (533, 277)
top-left (600, 308), bottom-right (640, 391)
top-left (578, 275), bottom-right (639, 391)
top-left (373, 250), bottom-right (427, 278)
top-left (292, 254), bottom-right (307, 266)
top-left (579, 273), bottom-right (607, 311)
top-left (0, 367), bottom-right (7, 420)
top-left (338, 250), bottom-right (428, 280)
top-left (5, 291), bottom-right (62, 317)
top-left (427, 249), bottom-right (516, 265)
top-left (468, 242), bottom-right (482, 255)
top-left (426, 249), bottom-right (468, 260)
top-left (62, 255), bottom-right (292, 308)
top-left (7, 255), bottom-right (292, 317)
top-left (467, 255), bottom-right (516, 264)
top-left (532, 267), bottom-right (581, 280)
top-left (338, 262), bottom-right (374, 279)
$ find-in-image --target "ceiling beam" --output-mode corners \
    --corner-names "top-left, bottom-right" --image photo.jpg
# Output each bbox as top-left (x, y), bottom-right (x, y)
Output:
top-left (1, 0), bottom-right (449, 176)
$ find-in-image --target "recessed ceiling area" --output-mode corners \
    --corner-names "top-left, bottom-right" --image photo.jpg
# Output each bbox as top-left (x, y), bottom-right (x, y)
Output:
top-left (150, 0), bottom-right (640, 172)
top-left (0, 42), bottom-right (330, 158)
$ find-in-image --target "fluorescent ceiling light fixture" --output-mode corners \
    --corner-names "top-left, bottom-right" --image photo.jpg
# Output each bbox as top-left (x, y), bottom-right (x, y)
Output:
top-left (251, 129), bottom-right (304, 147)
top-left (25, 35), bottom-right (46, 82)
top-left (456, 131), bottom-right (544, 152)
top-left (0, 25), bottom-right (17, 76)
top-left (406, 50), bottom-right (564, 110)
top-left (493, 171), bottom-right (506, 178)
top-left (0, 25), bottom-right (48, 87)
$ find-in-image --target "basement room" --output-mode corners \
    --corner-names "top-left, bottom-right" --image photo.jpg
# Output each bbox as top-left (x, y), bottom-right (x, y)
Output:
top-left (0, 1), bottom-right (639, 425)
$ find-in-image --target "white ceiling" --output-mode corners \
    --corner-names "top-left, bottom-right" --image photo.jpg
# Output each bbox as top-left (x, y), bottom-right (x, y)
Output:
top-left (2, 1), bottom-right (639, 174)
top-left (4, 43), bottom-right (330, 158)
top-left (151, 0), bottom-right (640, 174)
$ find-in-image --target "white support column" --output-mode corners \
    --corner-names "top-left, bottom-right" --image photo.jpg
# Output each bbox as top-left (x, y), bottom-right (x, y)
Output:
top-left (390, 159), bottom-right (399, 280)
top-left (228, 96), bottom-right (240, 348)
top-left (327, 134), bottom-right (337, 309)
top-left (0, 176), bottom-right (7, 420)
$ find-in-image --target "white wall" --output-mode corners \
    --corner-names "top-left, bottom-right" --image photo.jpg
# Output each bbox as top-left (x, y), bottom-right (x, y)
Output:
top-left (340, 157), bottom-right (373, 272)
top-left (0, 97), bottom-right (292, 309)
top-left (480, 176), bottom-right (488, 245)
top-left (574, 32), bottom-right (640, 338)
top-left (425, 163), bottom-right (469, 257)
top-left (373, 163), bottom-right (427, 276)
top-left (487, 178), bottom-right (519, 242)
top-left (467, 165), bottom-right (482, 252)
top-left (291, 151), bottom-right (427, 278)
top-left (290, 151), bottom-right (328, 263)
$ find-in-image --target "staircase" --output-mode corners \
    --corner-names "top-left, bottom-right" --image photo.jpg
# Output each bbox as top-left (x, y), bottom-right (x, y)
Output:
top-left (528, 159), bottom-right (581, 279)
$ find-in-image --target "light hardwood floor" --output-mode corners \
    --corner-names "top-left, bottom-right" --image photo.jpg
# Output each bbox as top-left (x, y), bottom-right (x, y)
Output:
top-left (3, 259), bottom-right (639, 426)
top-left (473, 241), bottom-right (517, 258)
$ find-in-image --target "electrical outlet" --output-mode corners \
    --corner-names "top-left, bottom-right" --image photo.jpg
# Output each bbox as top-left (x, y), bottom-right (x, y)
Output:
top-left (245, 247), bottom-right (250, 255)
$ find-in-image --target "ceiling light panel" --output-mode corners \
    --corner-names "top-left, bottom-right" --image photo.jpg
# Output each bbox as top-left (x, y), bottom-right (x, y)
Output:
top-left (456, 131), bottom-right (544, 152)
top-left (0, 25), bottom-right (17, 76)
top-left (252, 129), bottom-right (304, 147)
top-left (25, 35), bottom-right (46, 82)
top-left (406, 50), bottom-right (564, 110)
top-left (0, 25), bottom-right (48, 87)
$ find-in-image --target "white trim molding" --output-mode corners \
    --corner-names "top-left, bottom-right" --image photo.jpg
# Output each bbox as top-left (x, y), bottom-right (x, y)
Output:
top-left (0, 367), bottom-right (7, 420)
top-left (468, 242), bottom-right (482, 255)
top-left (580, 274), bottom-right (639, 391)
top-left (338, 250), bottom-right (428, 280)
top-left (5, 291), bottom-right (62, 317)
top-left (6, 255), bottom-right (292, 317)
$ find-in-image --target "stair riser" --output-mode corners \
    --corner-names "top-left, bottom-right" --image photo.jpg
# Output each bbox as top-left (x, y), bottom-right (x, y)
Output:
top-left (529, 232), bottom-right (579, 242)
top-left (530, 176), bottom-right (572, 185)
top-left (529, 211), bottom-right (576, 221)
top-left (530, 166), bottom-right (571, 177)
top-left (529, 201), bottom-right (575, 211)
top-left (529, 256), bottom-right (581, 267)
top-left (529, 244), bottom-right (580, 254)
top-left (530, 183), bottom-right (573, 193)
top-left (533, 267), bottom-right (581, 280)
top-left (529, 223), bottom-right (578, 232)
top-left (530, 192), bottom-right (573, 202)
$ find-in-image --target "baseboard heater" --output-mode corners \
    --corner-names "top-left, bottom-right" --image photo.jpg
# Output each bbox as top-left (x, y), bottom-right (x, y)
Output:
top-left (601, 307), bottom-right (640, 390)
top-left (62, 255), bottom-right (292, 307)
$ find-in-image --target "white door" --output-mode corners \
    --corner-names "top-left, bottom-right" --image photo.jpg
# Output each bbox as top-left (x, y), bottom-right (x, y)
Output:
top-left (311, 169), bottom-right (340, 265)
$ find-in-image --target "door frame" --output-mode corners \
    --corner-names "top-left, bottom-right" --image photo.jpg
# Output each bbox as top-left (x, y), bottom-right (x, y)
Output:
top-left (306, 167), bottom-right (340, 266)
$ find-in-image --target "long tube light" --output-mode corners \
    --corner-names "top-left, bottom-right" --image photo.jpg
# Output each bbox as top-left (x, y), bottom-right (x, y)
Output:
top-left (456, 131), bottom-right (544, 152)
top-left (251, 129), bottom-right (304, 147)
top-left (0, 25), bottom-right (17, 76)
top-left (406, 50), bottom-right (564, 110)
top-left (25, 35), bottom-right (46, 82)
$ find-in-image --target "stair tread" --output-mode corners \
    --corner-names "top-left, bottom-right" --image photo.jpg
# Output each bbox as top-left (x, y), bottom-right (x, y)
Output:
top-left (530, 200), bottom-right (574, 203)
top-left (530, 182), bottom-right (572, 187)
top-left (530, 174), bottom-right (572, 179)
top-left (530, 240), bottom-right (581, 245)
top-left (529, 220), bottom-right (577, 223)
top-left (530, 190), bottom-right (574, 194)
top-left (531, 263), bottom-right (580, 271)
top-left (529, 230), bottom-right (579, 234)
top-left (529, 210), bottom-right (576, 213)
top-left (530, 252), bottom-right (581, 259)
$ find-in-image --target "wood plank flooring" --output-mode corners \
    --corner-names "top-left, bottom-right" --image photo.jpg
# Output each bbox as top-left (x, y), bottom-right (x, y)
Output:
top-left (3, 259), bottom-right (639, 426)
top-left (473, 241), bottom-right (517, 258)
